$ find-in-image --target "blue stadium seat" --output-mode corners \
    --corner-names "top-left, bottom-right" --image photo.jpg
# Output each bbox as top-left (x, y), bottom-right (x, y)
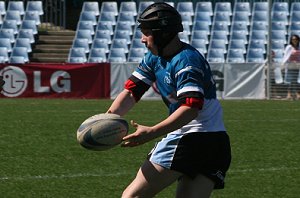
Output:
top-left (88, 48), bottom-right (107, 63)
top-left (191, 31), bottom-right (209, 44)
top-left (232, 11), bottom-right (250, 25)
top-left (226, 49), bottom-right (245, 63)
top-left (289, 21), bottom-right (300, 32)
top-left (18, 29), bottom-right (35, 44)
top-left (9, 56), bottom-right (26, 63)
top-left (231, 21), bottom-right (249, 35)
top-left (0, 47), bottom-right (9, 62)
top-left (101, 1), bottom-right (118, 16)
top-left (20, 20), bottom-right (38, 35)
top-left (182, 23), bottom-right (191, 35)
top-left (72, 38), bottom-right (90, 54)
top-left (23, 11), bottom-right (41, 25)
top-left (79, 11), bottom-right (97, 26)
top-left (108, 48), bottom-right (127, 63)
top-left (230, 30), bottom-right (248, 44)
top-left (207, 48), bottom-right (225, 63)
top-left (1, 20), bottom-right (19, 35)
top-left (111, 39), bottom-right (129, 54)
top-left (75, 30), bottom-right (93, 44)
top-left (249, 30), bottom-right (267, 43)
top-left (0, 29), bottom-right (16, 43)
top-left (290, 11), bottom-right (300, 23)
top-left (211, 22), bottom-right (229, 35)
top-left (271, 30), bottom-right (287, 44)
top-left (192, 21), bottom-right (211, 35)
top-left (272, 2), bottom-right (289, 14)
top-left (67, 48), bottom-right (87, 63)
top-left (91, 38), bottom-right (110, 53)
top-left (228, 39), bottom-right (246, 54)
top-left (128, 48), bottom-right (146, 62)
top-left (194, 12), bottom-right (212, 26)
top-left (233, 2), bottom-right (251, 15)
top-left (117, 12), bottom-right (136, 26)
top-left (271, 21), bottom-right (287, 34)
top-left (94, 30), bottom-right (112, 44)
top-left (14, 38), bottom-right (32, 53)
top-left (82, 2), bottom-right (100, 16)
top-left (248, 39), bottom-right (266, 53)
top-left (4, 11), bottom-right (22, 25)
top-left (252, 2), bottom-right (268, 12)
top-left (190, 39), bottom-right (207, 54)
top-left (177, 2), bottom-right (194, 16)
top-left (214, 2), bottom-right (232, 15)
top-left (115, 21), bottom-right (133, 35)
top-left (213, 12), bottom-right (231, 25)
top-left (113, 30), bottom-right (131, 44)
top-left (0, 38), bottom-right (12, 53)
top-left (209, 39), bottom-right (227, 53)
top-left (0, 1), bottom-right (6, 16)
top-left (195, 2), bottom-right (213, 16)
top-left (26, 1), bottom-right (44, 16)
top-left (7, 1), bottom-right (25, 16)
top-left (99, 12), bottom-right (117, 26)
top-left (120, 2), bottom-right (137, 16)
top-left (211, 31), bottom-right (228, 44)
top-left (252, 11), bottom-right (268, 22)
top-left (10, 47), bottom-right (29, 62)
top-left (271, 40), bottom-right (285, 50)
top-left (272, 12), bottom-right (288, 25)
top-left (77, 21), bottom-right (95, 35)
top-left (291, 2), bottom-right (300, 12)
top-left (246, 48), bottom-right (265, 63)
top-left (251, 21), bottom-right (268, 32)
top-left (96, 21), bottom-right (114, 35)
top-left (181, 12), bottom-right (193, 26)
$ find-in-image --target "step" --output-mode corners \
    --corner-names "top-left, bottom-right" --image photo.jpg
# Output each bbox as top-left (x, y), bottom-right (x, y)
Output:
top-left (38, 30), bottom-right (76, 36)
top-left (38, 35), bottom-right (74, 40)
top-left (34, 44), bottom-right (72, 50)
top-left (36, 39), bottom-right (73, 45)
top-left (31, 57), bottom-right (67, 63)
top-left (33, 48), bottom-right (70, 53)
top-left (31, 53), bottom-right (68, 59)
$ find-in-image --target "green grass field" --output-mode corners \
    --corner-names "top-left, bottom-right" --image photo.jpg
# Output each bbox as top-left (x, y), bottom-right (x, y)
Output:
top-left (0, 99), bottom-right (299, 198)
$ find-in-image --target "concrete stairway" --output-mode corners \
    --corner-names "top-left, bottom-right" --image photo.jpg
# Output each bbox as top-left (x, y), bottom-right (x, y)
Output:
top-left (30, 30), bottom-right (75, 63)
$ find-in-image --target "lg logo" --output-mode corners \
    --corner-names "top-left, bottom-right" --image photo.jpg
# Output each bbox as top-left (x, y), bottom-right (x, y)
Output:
top-left (0, 66), bottom-right (28, 97)
top-left (0, 66), bottom-right (71, 97)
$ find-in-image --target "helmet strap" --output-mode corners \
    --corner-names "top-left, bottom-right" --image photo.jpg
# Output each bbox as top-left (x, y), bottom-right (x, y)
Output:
top-left (152, 30), bottom-right (178, 56)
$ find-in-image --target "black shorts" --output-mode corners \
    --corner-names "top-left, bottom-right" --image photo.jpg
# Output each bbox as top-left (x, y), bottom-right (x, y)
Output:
top-left (148, 132), bottom-right (231, 189)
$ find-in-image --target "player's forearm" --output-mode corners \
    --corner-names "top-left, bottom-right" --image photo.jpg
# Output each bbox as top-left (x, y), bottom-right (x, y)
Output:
top-left (107, 89), bottom-right (136, 116)
top-left (152, 106), bottom-right (198, 137)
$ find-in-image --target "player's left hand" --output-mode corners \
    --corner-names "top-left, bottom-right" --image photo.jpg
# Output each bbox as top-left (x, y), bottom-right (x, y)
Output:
top-left (121, 120), bottom-right (155, 147)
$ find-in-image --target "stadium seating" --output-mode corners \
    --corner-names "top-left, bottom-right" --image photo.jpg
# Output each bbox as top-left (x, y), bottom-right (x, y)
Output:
top-left (26, 1), bottom-right (44, 16)
top-left (65, 1), bottom-right (300, 63)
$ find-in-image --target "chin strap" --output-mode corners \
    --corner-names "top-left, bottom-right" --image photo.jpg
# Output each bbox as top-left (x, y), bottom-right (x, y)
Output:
top-left (152, 30), bottom-right (178, 56)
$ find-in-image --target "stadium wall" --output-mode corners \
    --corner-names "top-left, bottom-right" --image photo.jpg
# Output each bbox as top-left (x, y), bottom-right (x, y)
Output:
top-left (0, 63), bottom-right (266, 99)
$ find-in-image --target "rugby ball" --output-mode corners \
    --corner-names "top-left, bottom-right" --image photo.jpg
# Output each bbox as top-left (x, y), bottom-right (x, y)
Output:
top-left (77, 113), bottom-right (129, 151)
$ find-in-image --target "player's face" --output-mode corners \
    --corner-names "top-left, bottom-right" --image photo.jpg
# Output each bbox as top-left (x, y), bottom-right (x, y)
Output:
top-left (141, 29), bottom-right (158, 55)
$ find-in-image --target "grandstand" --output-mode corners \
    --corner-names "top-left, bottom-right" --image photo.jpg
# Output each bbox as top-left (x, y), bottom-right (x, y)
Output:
top-left (65, 1), bottom-right (297, 64)
top-left (0, 0), bottom-right (298, 64)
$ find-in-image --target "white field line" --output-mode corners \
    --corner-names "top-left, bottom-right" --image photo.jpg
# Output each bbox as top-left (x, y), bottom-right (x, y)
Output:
top-left (0, 166), bottom-right (299, 181)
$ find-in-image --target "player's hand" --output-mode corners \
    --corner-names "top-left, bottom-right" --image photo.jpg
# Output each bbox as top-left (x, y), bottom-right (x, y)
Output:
top-left (121, 120), bottom-right (155, 147)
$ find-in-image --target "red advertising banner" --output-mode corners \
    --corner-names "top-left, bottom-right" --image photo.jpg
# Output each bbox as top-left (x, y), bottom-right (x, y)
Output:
top-left (0, 63), bottom-right (110, 99)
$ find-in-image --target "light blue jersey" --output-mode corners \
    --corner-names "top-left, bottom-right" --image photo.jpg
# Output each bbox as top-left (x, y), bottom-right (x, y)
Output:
top-left (132, 43), bottom-right (226, 133)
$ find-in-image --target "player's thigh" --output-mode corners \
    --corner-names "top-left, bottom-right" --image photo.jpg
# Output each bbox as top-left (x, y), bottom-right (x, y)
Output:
top-left (176, 174), bottom-right (215, 198)
top-left (122, 160), bottom-right (182, 198)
